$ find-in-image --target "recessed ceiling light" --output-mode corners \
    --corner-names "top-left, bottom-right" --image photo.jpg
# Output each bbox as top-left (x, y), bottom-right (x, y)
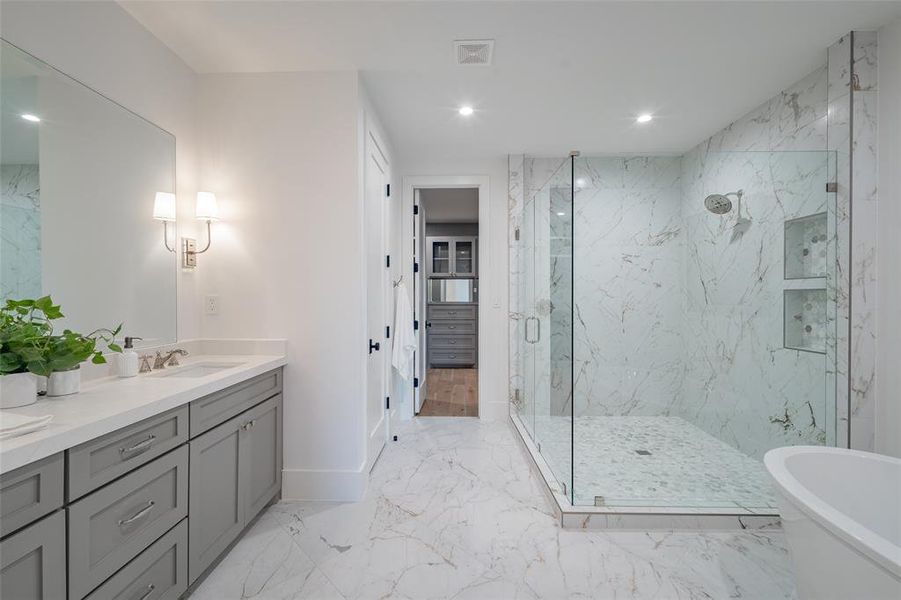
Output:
top-left (636, 114), bottom-right (653, 124)
top-left (21, 114), bottom-right (41, 122)
top-left (459, 106), bottom-right (474, 116)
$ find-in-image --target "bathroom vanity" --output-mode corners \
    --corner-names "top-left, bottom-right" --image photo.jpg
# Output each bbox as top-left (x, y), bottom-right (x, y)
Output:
top-left (0, 356), bottom-right (285, 600)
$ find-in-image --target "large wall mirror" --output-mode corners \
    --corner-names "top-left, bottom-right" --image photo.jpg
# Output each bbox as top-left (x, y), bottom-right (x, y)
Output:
top-left (0, 40), bottom-right (177, 346)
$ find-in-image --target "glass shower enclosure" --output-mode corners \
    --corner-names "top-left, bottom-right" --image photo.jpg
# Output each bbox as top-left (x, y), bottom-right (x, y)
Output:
top-left (512, 150), bottom-right (838, 511)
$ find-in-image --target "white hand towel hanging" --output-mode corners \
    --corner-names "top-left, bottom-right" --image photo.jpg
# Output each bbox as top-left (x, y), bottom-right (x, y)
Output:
top-left (392, 281), bottom-right (417, 380)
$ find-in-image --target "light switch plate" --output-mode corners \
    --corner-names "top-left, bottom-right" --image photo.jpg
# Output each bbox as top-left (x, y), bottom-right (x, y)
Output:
top-left (182, 237), bottom-right (197, 268)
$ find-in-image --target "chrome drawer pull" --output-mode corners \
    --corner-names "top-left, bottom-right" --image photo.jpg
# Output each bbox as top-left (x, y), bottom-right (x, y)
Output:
top-left (135, 584), bottom-right (155, 600)
top-left (120, 435), bottom-right (156, 458)
top-left (118, 500), bottom-right (155, 527)
top-left (450, 340), bottom-right (456, 344)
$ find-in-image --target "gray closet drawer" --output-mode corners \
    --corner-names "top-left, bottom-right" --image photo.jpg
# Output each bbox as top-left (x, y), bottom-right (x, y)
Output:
top-left (429, 320), bottom-right (476, 335)
top-left (429, 334), bottom-right (476, 349)
top-left (428, 305), bottom-right (476, 320)
top-left (0, 452), bottom-right (64, 538)
top-left (84, 519), bottom-right (187, 600)
top-left (429, 349), bottom-right (477, 365)
top-left (68, 445), bottom-right (189, 600)
top-left (0, 510), bottom-right (66, 600)
top-left (68, 406), bottom-right (189, 501)
top-left (190, 369), bottom-right (282, 437)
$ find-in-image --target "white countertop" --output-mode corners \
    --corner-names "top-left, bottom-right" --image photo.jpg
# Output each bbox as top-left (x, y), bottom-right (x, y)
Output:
top-left (0, 354), bottom-right (287, 475)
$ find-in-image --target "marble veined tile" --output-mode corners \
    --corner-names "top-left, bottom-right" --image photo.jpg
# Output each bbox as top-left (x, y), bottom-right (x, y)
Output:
top-left (195, 419), bottom-right (796, 599)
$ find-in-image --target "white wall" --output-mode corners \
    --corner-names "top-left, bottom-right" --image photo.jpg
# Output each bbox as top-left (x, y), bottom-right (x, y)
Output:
top-left (394, 155), bottom-right (509, 420)
top-left (0, 0), bottom-right (202, 340)
top-left (876, 19), bottom-right (901, 458)
top-left (196, 72), bottom-right (395, 499)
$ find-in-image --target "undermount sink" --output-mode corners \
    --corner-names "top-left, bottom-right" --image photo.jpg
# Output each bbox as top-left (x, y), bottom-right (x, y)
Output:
top-left (151, 362), bottom-right (245, 378)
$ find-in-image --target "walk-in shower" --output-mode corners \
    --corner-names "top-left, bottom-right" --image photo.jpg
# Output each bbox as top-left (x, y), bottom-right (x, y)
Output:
top-left (509, 150), bottom-right (840, 517)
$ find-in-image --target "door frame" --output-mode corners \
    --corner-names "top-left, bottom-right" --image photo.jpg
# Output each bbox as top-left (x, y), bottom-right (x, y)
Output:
top-left (402, 175), bottom-right (490, 420)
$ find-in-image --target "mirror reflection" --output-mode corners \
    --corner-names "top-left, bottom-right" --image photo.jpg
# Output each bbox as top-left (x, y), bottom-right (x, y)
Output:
top-left (0, 40), bottom-right (177, 345)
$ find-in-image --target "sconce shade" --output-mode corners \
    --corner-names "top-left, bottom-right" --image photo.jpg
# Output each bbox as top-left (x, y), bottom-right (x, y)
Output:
top-left (195, 191), bottom-right (219, 221)
top-left (153, 192), bottom-right (177, 221)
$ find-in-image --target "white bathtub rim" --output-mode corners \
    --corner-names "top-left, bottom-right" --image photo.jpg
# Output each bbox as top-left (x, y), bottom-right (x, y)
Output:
top-left (764, 446), bottom-right (901, 579)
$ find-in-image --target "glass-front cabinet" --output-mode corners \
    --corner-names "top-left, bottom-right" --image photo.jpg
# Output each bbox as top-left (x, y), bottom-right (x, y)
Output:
top-left (427, 236), bottom-right (477, 277)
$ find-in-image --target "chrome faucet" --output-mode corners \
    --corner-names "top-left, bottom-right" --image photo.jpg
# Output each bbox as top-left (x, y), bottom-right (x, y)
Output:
top-left (153, 349), bottom-right (189, 369)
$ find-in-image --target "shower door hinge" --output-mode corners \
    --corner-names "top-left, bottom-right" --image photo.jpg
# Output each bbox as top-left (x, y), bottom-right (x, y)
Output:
top-left (386, 255), bottom-right (390, 268)
top-left (826, 182), bottom-right (838, 193)
top-left (413, 205), bottom-right (419, 215)
top-left (414, 377), bottom-right (419, 388)
top-left (386, 184), bottom-right (390, 197)
top-left (413, 319), bottom-right (419, 330)
top-left (514, 228), bottom-right (520, 241)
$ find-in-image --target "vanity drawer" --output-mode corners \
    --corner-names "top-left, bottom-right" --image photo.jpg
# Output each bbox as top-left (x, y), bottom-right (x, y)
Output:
top-left (0, 452), bottom-right (64, 538)
top-left (84, 519), bottom-right (187, 600)
top-left (68, 407), bottom-right (189, 501)
top-left (428, 305), bottom-right (476, 320)
top-left (429, 349), bottom-right (477, 365)
top-left (428, 320), bottom-right (476, 335)
top-left (68, 446), bottom-right (188, 600)
top-left (0, 510), bottom-right (66, 600)
top-left (190, 369), bottom-right (282, 437)
top-left (429, 334), bottom-right (476, 349)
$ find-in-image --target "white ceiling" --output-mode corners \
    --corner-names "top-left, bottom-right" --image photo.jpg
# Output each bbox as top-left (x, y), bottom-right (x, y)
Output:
top-left (421, 188), bottom-right (479, 223)
top-left (121, 1), bottom-right (901, 160)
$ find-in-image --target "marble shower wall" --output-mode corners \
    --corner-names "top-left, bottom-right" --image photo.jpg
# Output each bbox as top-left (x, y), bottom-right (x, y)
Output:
top-left (572, 157), bottom-right (683, 418)
top-left (1, 164), bottom-right (41, 299)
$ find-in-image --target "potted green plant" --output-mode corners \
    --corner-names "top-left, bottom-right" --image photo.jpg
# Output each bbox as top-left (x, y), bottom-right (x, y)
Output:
top-left (0, 297), bottom-right (121, 401)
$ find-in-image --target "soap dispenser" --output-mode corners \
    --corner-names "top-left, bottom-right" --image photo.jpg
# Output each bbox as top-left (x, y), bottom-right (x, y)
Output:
top-left (116, 337), bottom-right (142, 377)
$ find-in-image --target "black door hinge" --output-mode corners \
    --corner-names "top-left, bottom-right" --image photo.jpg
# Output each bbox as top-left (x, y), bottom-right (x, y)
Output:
top-left (386, 184), bottom-right (391, 197)
top-left (414, 377), bottom-right (419, 388)
top-left (386, 255), bottom-right (390, 268)
top-left (413, 320), bottom-right (419, 330)
top-left (386, 396), bottom-right (390, 409)
top-left (413, 205), bottom-right (419, 215)
top-left (386, 325), bottom-right (390, 338)
top-left (413, 262), bottom-right (419, 273)
top-left (392, 435), bottom-right (398, 442)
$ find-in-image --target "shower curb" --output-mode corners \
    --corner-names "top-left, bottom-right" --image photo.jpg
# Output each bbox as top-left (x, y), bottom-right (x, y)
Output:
top-left (508, 412), bottom-right (782, 531)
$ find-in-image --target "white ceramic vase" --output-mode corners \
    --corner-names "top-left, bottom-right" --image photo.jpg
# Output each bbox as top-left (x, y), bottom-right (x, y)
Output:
top-left (0, 372), bottom-right (39, 408)
top-left (47, 366), bottom-right (81, 397)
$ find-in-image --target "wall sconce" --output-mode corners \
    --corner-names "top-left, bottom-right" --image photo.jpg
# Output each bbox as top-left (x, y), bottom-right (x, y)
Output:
top-left (182, 191), bottom-right (219, 268)
top-left (153, 192), bottom-right (177, 252)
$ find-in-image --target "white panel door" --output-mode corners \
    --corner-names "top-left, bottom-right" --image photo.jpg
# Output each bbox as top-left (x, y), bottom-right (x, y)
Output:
top-left (365, 131), bottom-right (388, 471)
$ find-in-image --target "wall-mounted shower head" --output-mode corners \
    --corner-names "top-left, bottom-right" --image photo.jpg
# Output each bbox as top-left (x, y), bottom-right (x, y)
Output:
top-left (704, 194), bottom-right (733, 214)
top-left (703, 190), bottom-right (744, 215)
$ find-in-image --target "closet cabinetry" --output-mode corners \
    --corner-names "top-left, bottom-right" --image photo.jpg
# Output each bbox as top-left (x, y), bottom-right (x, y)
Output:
top-left (427, 236), bottom-right (477, 277)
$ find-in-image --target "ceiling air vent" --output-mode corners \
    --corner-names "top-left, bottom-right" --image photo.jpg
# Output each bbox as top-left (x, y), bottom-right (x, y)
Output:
top-left (454, 40), bottom-right (494, 66)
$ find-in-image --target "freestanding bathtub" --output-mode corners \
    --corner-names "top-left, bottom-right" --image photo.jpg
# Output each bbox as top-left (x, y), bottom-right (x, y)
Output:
top-left (765, 446), bottom-right (901, 600)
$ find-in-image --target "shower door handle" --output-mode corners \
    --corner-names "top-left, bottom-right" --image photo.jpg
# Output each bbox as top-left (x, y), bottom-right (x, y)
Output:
top-left (525, 316), bottom-right (540, 344)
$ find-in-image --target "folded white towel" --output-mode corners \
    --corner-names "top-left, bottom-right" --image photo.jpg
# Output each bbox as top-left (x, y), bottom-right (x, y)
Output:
top-left (0, 412), bottom-right (53, 440)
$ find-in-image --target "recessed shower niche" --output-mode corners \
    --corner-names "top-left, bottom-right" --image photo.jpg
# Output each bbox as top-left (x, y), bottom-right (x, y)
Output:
top-left (784, 287), bottom-right (827, 354)
top-left (784, 212), bottom-right (827, 279)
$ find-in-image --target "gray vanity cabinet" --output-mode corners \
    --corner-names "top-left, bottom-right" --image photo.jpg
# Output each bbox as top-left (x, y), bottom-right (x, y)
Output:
top-left (0, 510), bottom-right (66, 600)
top-left (188, 393), bottom-right (283, 583)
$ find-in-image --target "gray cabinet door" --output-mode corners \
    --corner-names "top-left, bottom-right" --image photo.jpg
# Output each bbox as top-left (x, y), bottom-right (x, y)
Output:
top-left (188, 413), bottom-right (246, 583)
top-left (0, 510), bottom-right (66, 600)
top-left (244, 394), bottom-right (283, 521)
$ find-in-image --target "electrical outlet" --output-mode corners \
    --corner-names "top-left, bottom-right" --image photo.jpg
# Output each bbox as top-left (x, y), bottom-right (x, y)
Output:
top-left (204, 295), bottom-right (220, 315)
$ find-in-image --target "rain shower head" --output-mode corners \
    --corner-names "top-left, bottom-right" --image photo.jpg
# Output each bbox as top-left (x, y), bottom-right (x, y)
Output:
top-left (703, 190), bottom-right (743, 215)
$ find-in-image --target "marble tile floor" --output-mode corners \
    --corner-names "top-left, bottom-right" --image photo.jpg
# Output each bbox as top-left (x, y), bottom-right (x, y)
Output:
top-left (531, 416), bottom-right (779, 510)
top-left (191, 418), bottom-right (796, 600)
top-left (419, 368), bottom-right (479, 417)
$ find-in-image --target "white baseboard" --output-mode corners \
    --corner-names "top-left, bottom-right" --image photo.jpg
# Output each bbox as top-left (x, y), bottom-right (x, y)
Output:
top-left (281, 466), bottom-right (368, 501)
